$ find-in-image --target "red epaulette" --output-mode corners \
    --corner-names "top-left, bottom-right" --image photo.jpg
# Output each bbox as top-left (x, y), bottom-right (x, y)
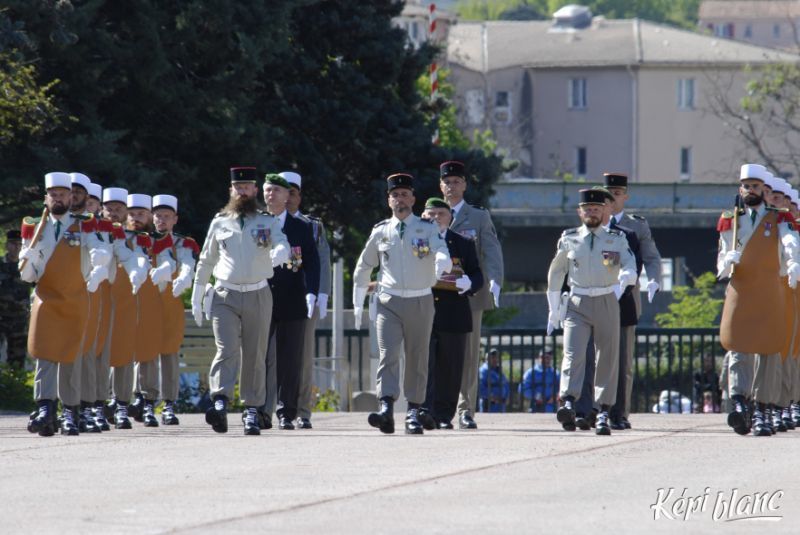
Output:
top-left (181, 236), bottom-right (200, 254)
top-left (111, 222), bottom-right (126, 240)
top-left (136, 233), bottom-right (152, 249)
top-left (80, 214), bottom-right (98, 233)
top-left (152, 234), bottom-right (174, 255)
top-left (717, 215), bottom-right (733, 233)
top-left (20, 218), bottom-right (37, 240)
top-left (98, 219), bottom-right (114, 233)
top-left (777, 211), bottom-right (795, 225)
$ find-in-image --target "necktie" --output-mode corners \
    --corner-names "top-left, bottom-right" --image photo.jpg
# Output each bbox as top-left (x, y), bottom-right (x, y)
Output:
top-left (589, 231), bottom-right (594, 250)
top-left (610, 215), bottom-right (617, 227)
top-left (750, 210), bottom-right (757, 225)
top-left (399, 221), bottom-right (406, 239)
top-left (54, 220), bottom-right (62, 241)
top-left (238, 215), bottom-right (245, 230)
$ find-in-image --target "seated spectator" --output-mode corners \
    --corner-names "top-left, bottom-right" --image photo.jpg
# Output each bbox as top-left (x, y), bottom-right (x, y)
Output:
top-left (702, 391), bottom-right (719, 413)
top-left (651, 389), bottom-right (692, 414)
top-left (478, 349), bottom-right (510, 413)
top-left (693, 355), bottom-right (721, 413)
top-left (519, 350), bottom-right (560, 413)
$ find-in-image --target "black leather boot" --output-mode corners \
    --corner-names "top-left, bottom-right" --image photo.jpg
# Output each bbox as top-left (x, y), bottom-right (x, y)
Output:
top-left (368, 396), bottom-right (395, 434)
top-left (28, 400), bottom-right (55, 437)
top-left (405, 404), bottom-right (424, 435)
top-left (557, 396), bottom-right (576, 431)
top-left (205, 395), bottom-right (228, 433)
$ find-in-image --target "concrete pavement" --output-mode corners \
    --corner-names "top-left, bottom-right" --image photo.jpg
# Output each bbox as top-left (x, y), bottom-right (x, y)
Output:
top-left (1, 412), bottom-right (799, 534)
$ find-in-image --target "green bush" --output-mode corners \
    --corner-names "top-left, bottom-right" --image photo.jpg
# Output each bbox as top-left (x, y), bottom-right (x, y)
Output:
top-left (0, 363), bottom-right (35, 412)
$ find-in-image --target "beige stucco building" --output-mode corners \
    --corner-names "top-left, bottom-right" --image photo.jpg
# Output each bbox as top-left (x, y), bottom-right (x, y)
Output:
top-left (699, 0), bottom-right (800, 51)
top-left (446, 17), bottom-right (799, 183)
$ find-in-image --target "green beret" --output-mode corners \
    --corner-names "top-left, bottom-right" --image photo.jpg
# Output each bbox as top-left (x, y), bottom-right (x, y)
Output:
top-left (263, 173), bottom-right (290, 189)
top-left (425, 197), bottom-right (450, 209)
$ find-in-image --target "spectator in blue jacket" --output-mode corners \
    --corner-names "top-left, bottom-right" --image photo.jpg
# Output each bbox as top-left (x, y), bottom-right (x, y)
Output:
top-left (520, 350), bottom-right (560, 413)
top-left (478, 349), bottom-right (510, 412)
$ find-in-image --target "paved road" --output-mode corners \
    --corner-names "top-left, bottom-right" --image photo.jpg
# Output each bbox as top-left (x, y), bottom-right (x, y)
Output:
top-left (1, 413), bottom-right (798, 534)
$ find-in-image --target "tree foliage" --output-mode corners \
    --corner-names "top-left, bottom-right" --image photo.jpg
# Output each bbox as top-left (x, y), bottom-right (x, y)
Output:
top-left (0, 1), bottom-right (505, 269)
top-left (455, 0), bottom-right (701, 29)
top-left (655, 272), bottom-right (723, 328)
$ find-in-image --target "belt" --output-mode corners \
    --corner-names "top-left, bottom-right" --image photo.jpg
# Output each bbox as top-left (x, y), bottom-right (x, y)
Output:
top-left (379, 287), bottom-right (432, 298)
top-left (215, 279), bottom-right (269, 293)
top-left (571, 285), bottom-right (616, 297)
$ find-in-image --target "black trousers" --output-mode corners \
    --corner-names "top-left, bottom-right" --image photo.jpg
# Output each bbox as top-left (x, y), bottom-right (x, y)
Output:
top-left (266, 318), bottom-right (306, 421)
top-left (424, 330), bottom-right (468, 423)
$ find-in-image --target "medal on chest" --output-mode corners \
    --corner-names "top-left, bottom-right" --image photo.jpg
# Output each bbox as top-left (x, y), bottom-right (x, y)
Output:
top-left (764, 222), bottom-right (772, 237)
top-left (286, 246), bottom-right (303, 272)
top-left (251, 227), bottom-right (271, 248)
top-left (411, 238), bottom-right (430, 258)
top-left (63, 230), bottom-right (81, 247)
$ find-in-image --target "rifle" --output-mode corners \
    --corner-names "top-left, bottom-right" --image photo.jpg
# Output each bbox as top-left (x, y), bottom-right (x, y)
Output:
top-left (18, 206), bottom-right (50, 273)
top-left (730, 195), bottom-right (742, 277)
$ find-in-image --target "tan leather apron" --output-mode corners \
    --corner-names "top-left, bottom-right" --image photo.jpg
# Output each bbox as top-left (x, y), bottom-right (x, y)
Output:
top-left (83, 285), bottom-right (102, 357)
top-left (782, 280), bottom-right (795, 361)
top-left (109, 244), bottom-right (138, 367)
top-left (135, 253), bottom-right (164, 363)
top-left (160, 246), bottom-right (186, 354)
top-left (28, 222), bottom-right (89, 364)
top-left (720, 211), bottom-right (786, 354)
top-left (94, 280), bottom-right (112, 357)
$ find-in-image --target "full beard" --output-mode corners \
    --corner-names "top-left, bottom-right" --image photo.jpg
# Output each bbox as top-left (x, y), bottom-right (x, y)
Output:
top-left (583, 217), bottom-right (601, 228)
top-left (744, 192), bottom-right (764, 207)
top-left (222, 195), bottom-right (257, 216)
top-left (50, 203), bottom-right (68, 215)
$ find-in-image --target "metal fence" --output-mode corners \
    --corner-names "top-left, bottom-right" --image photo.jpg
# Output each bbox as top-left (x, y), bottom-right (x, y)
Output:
top-left (322, 327), bottom-right (724, 414)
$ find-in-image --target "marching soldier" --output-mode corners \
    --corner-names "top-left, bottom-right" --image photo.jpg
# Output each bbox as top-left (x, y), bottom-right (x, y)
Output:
top-left (717, 164), bottom-right (800, 436)
top-left (103, 187), bottom-right (149, 429)
top-left (603, 172), bottom-right (662, 429)
top-left (284, 171), bottom-right (331, 429)
top-left (546, 189), bottom-right (637, 435)
top-left (70, 172), bottom-right (112, 433)
top-left (440, 161), bottom-right (504, 430)
top-left (20, 172), bottom-right (107, 436)
top-left (353, 173), bottom-right (451, 434)
top-left (127, 194), bottom-right (175, 428)
top-left (0, 229), bottom-right (30, 368)
top-left (420, 197), bottom-right (483, 430)
top-left (192, 167), bottom-right (289, 435)
top-left (770, 177), bottom-right (799, 431)
top-left (573, 186), bottom-right (642, 431)
top-left (262, 173), bottom-right (320, 430)
top-left (150, 194), bottom-right (198, 425)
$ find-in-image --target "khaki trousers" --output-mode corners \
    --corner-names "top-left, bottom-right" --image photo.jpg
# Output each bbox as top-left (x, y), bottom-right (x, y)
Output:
top-left (727, 351), bottom-right (755, 399)
top-left (457, 309), bottom-right (483, 417)
top-left (559, 293), bottom-right (620, 406)
top-left (208, 285), bottom-right (272, 407)
top-left (375, 293), bottom-right (434, 404)
top-left (297, 307), bottom-right (319, 420)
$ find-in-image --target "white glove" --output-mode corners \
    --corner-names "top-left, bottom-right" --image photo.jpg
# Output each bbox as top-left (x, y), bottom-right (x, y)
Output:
top-left (434, 251), bottom-right (452, 279)
top-left (723, 250), bottom-right (742, 269)
top-left (190, 284), bottom-right (204, 327)
top-left (489, 280), bottom-right (501, 308)
top-left (89, 246), bottom-right (112, 268)
top-left (789, 263), bottom-right (800, 288)
top-left (317, 293), bottom-right (329, 320)
top-left (270, 244), bottom-right (289, 268)
top-left (18, 246), bottom-right (43, 281)
top-left (306, 293), bottom-right (316, 319)
top-left (646, 281), bottom-right (660, 303)
top-left (203, 283), bottom-right (215, 320)
top-left (86, 265), bottom-right (108, 293)
top-left (546, 291), bottom-right (560, 335)
top-left (19, 246), bottom-right (38, 262)
top-left (455, 274), bottom-right (472, 294)
top-left (172, 276), bottom-right (191, 297)
top-left (149, 261), bottom-right (173, 285)
top-left (613, 283), bottom-right (623, 301)
top-left (618, 269), bottom-right (636, 289)
top-left (353, 286), bottom-right (368, 330)
top-left (130, 269), bottom-right (146, 295)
